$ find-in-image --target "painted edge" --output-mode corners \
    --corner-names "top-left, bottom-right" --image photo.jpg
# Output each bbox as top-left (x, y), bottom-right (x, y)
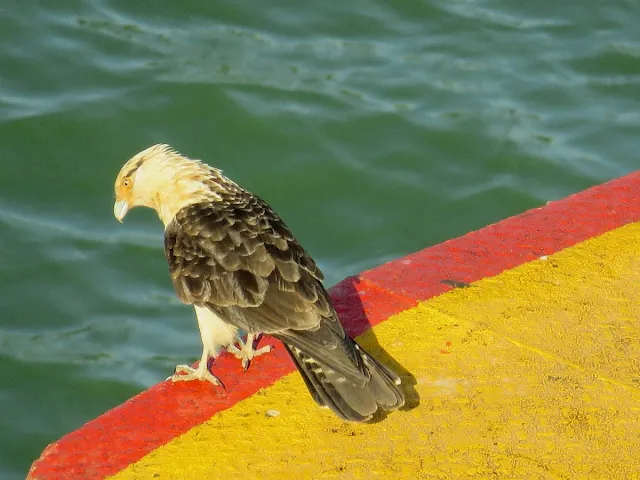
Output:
top-left (28, 170), bottom-right (640, 480)
top-left (363, 171), bottom-right (640, 300)
top-left (27, 278), bottom-right (416, 480)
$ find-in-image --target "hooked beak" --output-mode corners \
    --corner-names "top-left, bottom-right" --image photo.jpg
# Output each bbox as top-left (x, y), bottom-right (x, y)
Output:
top-left (113, 200), bottom-right (129, 223)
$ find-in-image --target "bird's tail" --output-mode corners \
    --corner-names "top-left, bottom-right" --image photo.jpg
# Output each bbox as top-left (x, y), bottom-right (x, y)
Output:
top-left (281, 334), bottom-right (405, 422)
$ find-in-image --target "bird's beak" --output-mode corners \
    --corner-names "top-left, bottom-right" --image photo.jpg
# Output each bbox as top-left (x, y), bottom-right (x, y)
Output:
top-left (113, 200), bottom-right (129, 223)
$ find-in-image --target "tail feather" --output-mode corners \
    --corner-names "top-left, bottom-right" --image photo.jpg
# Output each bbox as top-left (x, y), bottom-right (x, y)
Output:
top-left (284, 344), bottom-right (376, 421)
top-left (279, 332), bottom-right (405, 422)
top-left (355, 343), bottom-right (404, 410)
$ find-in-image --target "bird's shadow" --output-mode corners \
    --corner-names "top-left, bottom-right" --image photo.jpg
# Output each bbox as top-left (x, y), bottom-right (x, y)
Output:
top-left (329, 275), bottom-right (420, 423)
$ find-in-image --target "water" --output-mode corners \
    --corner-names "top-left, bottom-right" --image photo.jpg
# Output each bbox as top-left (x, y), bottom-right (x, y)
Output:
top-left (1, 1), bottom-right (638, 477)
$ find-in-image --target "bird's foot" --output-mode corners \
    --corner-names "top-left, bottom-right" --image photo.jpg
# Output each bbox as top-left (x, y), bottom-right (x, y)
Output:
top-left (227, 333), bottom-right (273, 371)
top-left (168, 363), bottom-right (224, 387)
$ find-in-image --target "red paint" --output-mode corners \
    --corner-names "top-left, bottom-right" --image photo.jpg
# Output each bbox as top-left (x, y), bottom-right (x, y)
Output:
top-left (440, 341), bottom-right (453, 354)
top-left (28, 277), bottom-right (415, 480)
top-left (29, 170), bottom-right (640, 480)
top-left (362, 171), bottom-right (640, 300)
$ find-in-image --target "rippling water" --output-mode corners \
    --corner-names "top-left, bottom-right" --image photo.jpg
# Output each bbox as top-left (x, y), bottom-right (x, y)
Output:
top-left (1, 1), bottom-right (638, 477)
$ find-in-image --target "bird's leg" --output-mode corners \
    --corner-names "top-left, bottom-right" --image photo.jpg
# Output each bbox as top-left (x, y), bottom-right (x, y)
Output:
top-left (227, 333), bottom-right (273, 371)
top-left (169, 346), bottom-right (223, 387)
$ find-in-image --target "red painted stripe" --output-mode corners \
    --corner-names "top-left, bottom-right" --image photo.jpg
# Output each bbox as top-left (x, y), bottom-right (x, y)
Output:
top-left (29, 170), bottom-right (640, 480)
top-left (28, 278), bottom-right (415, 480)
top-left (363, 171), bottom-right (640, 300)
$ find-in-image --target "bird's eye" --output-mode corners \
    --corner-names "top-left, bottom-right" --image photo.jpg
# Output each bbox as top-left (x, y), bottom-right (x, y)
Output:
top-left (123, 178), bottom-right (131, 188)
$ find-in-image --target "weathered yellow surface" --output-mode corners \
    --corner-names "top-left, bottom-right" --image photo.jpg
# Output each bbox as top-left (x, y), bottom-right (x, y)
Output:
top-left (111, 223), bottom-right (640, 479)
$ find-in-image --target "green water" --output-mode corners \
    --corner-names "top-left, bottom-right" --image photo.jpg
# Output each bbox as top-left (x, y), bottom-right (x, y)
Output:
top-left (1, 1), bottom-right (638, 477)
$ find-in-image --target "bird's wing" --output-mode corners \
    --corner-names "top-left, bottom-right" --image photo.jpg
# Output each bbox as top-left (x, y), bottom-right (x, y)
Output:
top-left (164, 195), bottom-right (336, 334)
top-left (165, 194), bottom-right (372, 387)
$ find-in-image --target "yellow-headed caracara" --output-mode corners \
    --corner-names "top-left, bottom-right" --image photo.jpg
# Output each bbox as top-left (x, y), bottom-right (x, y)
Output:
top-left (113, 144), bottom-right (405, 422)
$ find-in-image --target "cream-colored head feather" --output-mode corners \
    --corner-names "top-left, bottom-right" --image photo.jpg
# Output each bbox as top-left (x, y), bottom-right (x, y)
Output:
top-left (114, 144), bottom-right (230, 226)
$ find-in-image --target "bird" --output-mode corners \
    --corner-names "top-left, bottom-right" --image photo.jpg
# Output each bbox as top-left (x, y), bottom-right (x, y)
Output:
top-left (113, 144), bottom-right (405, 422)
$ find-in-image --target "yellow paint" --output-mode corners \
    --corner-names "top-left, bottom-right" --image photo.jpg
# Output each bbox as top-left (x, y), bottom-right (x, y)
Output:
top-left (111, 223), bottom-right (640, 480)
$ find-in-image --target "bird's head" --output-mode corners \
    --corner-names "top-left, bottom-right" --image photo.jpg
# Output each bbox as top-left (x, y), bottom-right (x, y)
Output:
top-left (114, 144), bottom-right (172, 222)
top-left (114, 144), bottom-right (229, 226)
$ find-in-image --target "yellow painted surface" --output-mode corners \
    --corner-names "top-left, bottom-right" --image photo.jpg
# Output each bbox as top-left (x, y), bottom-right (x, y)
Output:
top-left (111, 223), bottom-right (640, 480)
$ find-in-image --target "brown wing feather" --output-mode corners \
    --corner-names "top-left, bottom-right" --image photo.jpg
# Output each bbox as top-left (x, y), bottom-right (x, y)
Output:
top-left (164, 192), bottom-right (405, 420)
top-left (164, 195), bottom-right (329, 333)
